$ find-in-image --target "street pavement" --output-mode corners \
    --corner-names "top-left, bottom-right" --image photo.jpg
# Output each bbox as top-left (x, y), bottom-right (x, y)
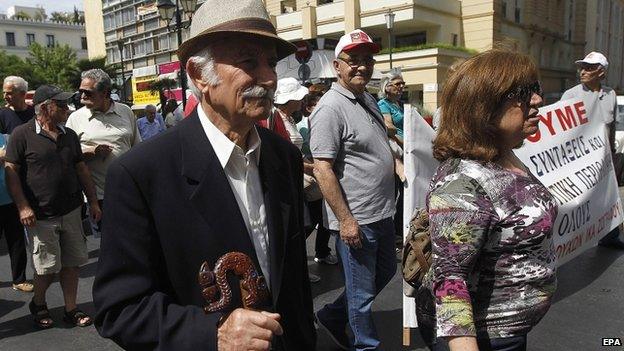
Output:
top-left (0, 229), bottom-right (623, 350)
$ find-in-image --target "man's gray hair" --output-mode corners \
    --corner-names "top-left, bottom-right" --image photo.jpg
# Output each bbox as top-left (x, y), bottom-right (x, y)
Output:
top-left (81, 69), bottom-right (112, 93)
top-left (145, 104), bottom-right (156, 112)
top-left (34, 99), bottom-right (51, 115)
top-left (3, 76), bottom-right (28, 92)
top-left (378, 71), bottom-right (404, 99)
top-left (186, 47), bottom-right (222, 99)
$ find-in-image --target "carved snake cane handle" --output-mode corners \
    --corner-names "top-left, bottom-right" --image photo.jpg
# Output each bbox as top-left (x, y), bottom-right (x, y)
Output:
top-left (198, 252), bottom-right (270, 313)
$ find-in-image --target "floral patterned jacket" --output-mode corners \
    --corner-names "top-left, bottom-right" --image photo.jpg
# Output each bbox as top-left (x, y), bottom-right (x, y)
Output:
top-left (416, 158), bottom-right (558, 339)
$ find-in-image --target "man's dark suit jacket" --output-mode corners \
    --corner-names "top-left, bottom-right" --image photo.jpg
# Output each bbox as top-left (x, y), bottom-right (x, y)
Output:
top-left (93, 109), bottom-right (316, 351)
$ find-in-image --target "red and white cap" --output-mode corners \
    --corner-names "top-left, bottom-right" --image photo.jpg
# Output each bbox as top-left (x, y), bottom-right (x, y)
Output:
top-left (334, 29), bottom-right (381, 58)
top-left (575, 51), bottom-right (609, 68)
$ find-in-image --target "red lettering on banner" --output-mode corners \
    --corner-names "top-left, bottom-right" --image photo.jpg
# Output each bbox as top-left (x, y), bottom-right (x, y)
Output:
top-left (575, 101), bottom-right (588, 125)
top-left (540, 111), bottom-right (557, 135)
top-left (555, 106), bottom-right (578, 131)
top-left (526, 102), bottom-right (590, 143)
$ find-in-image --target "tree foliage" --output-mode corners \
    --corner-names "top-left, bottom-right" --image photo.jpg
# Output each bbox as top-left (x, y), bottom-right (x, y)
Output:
top-left (14, 11), bottom-right (31, 20)
top-left (0, 44), bottom-right (113, 98)
top-left (25, 43), bottom-right (78, 91)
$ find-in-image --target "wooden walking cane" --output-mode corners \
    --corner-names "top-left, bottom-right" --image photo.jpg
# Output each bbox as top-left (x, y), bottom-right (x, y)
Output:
top-left (198, 252), bottom-right (270, 313)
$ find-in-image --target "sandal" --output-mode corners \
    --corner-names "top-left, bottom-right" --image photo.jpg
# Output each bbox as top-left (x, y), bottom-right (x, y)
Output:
top-left (29, 298), bottom-right (53, 329)
top-left (63, 308), bottom-right (92, 327)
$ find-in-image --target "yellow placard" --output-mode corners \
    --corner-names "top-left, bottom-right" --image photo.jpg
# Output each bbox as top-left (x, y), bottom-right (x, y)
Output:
top-left (131, 75), bottom-right (160, 106)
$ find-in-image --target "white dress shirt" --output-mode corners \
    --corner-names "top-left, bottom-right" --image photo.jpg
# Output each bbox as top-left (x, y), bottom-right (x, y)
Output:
top-left (197, 105), bottom-right (271, 285)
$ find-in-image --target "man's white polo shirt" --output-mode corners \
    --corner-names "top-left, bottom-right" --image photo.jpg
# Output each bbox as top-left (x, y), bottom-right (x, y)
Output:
top-left (66, 101), bottom-right (141, 200)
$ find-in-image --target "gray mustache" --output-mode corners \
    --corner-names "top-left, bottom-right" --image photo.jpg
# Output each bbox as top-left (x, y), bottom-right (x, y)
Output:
top-left (242, 85), bottom-right (275, 100)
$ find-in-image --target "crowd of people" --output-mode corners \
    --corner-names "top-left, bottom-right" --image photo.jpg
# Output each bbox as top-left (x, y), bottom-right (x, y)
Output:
top-left (1, 0), bottom-right (623, 350)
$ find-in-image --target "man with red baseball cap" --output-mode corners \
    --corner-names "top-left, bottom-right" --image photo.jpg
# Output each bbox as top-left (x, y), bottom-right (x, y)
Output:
top-left (310, 29), bottom-right (396, 350)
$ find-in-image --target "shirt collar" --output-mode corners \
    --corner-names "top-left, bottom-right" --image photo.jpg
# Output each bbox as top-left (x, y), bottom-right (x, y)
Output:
top-left (331, 81), bottom-right (360, 100)
top-left (197, 103), bottom-right (261, 169)
top-left (34, 118), bottom-right (66, 135)
top-left (87, 100), bottom-right (120, 120)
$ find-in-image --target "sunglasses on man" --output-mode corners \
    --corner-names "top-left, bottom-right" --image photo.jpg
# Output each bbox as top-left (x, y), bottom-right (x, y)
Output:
top-left (79, 89), bottom-right (95, 98)
top-left (577, 63), bottom-right (602, 72)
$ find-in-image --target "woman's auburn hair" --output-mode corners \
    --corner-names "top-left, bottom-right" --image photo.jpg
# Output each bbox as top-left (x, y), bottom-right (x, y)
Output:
top-left (432, 49), bottom-right (539, 162)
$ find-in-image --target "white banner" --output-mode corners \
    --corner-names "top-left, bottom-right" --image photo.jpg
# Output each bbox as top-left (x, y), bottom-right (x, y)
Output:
top-left (403, 104), bottom-right (438, 328)
top-left (515, 98), bottom-right (622, 266)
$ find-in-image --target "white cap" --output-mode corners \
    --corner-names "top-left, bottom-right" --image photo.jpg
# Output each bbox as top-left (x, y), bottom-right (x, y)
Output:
top-left (274, 77), bottom-right (308, 105)
top-left (575, 51), bottom-right (608, 68)
top-left (334, 29), bottom-right (381, 58)
top-left (110, 93), bottom-right (121, 102)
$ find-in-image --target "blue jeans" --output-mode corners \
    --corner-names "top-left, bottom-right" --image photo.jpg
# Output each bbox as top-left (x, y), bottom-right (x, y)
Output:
top-left (319, 217), bottom-right (396, 350)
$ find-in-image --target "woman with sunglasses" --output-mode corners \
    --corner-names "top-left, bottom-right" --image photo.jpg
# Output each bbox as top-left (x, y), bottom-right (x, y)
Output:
top-left (415, 50), bottom-right (557, 351)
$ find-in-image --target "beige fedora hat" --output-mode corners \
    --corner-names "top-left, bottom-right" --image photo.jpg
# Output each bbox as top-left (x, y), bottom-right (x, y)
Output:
top-left (177, 0), bottom-right (296, 65)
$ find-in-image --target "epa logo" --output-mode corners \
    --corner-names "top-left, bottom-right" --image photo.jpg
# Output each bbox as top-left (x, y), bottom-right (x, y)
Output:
top-left (602, 338), bottom-right (622, 346)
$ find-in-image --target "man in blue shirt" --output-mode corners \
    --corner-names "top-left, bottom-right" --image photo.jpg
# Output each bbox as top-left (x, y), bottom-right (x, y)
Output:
top-left (137, 104), bottom-right (165, 141)
top-left (0, 133), bottom-right (32, 292)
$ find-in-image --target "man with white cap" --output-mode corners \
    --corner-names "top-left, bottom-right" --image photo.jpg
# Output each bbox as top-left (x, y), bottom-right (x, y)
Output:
top-left (310, 29), bottom-right (397, 350)
top-left (93, 0), bottom-right (316, 350)
top-left (561, 52), bottom-right (624, 250)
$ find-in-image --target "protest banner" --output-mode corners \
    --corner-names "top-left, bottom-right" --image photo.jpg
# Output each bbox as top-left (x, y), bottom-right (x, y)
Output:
top-left (402, 104), bottom-right (438, 333)
top-left (515, 97), bottom-right (623, 266)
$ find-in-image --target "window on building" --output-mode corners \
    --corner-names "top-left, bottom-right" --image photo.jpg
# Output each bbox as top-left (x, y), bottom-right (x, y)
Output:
top-left (502, 1), bottom-right (507, 18)
top-left (452, 33), bottom-right (458, 46)
top-left (122, 7), bottom-right (135, 22)
top-left (26, 33), bottom-right (35, 46)
top-left (115, 11), bottom-right (122, 28)
top-left (514, 0), bottom-right (522, 23)
top-left (123, 26), bottom-right (137, 36)
top-left (81, 37), bottom-right (88, 50)
top-left (46, 35), bottom-right (55, 47)
top-left (145, 38), bottom-right (153, 54)
top-left (6, 32), bottom-right (15, 46)
top-left (104, 14), bottom-right (114, 30)
top-left (124, 43), bottom-right (132, 59)
top-left (159, 34), bottom-right (169, 50)
top-left (134, 40), bottom-right (145, 56)
top-left (144, 18), bottom-right (160, 31)
top-left (395, 32), bottom-right (426, 48)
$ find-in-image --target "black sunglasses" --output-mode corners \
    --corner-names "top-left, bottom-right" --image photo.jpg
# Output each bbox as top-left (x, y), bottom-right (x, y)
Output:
top-left (79, 89), bottom-right (95, 97)
top-left (506, 81), bottom-right (543, 105)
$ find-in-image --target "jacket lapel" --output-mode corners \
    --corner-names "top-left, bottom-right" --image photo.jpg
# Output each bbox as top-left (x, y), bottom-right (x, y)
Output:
top-left (179, 110), bottom-right (259, 266)
top-left (258, 130), bottom-right (291, 305)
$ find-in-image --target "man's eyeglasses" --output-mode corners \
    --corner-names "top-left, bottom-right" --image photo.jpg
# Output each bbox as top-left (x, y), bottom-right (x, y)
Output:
top-left (337, 56), bottom-right (376, 69)
top-left (506, 81), bottom-right (543, 105)
top-left (79, 89), bottom-right (95, 98)
top-left (578, 63), bottom-right (601, 72)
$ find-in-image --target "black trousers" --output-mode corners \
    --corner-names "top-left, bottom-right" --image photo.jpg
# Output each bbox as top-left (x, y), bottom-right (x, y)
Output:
top-left (305, 199), bottom-right (331, 258)
top-left (0, 203), bottom-right (27, 284)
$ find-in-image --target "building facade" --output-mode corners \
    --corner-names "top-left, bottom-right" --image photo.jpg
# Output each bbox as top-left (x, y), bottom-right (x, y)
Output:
top-left (0, 17), bottom-right (88, 60)
top-left (583, 0), bottom-right (624, 91)
top-left (84, 0), bottom-right (624, 110)
top-left (83, 0), bottom-right (197, 106)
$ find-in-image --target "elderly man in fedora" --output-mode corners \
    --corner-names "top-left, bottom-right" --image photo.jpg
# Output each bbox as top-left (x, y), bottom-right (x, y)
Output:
top-left (92, 0), bottom-right (316, 350)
